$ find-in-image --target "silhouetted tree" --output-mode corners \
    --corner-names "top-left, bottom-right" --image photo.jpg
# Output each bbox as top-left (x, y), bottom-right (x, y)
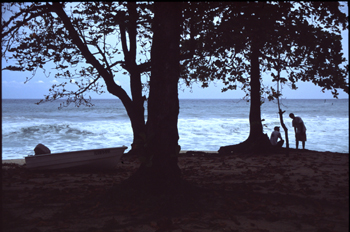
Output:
top-left (2, 2), bottom-right (153, 152)
top-left (2, 2), bottom-right (183, 188)
top-left (180, 2), bottom-right (348, 153)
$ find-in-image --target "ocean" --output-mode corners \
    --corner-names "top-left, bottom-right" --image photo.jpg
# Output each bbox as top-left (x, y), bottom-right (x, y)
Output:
top-left (2, 98), bottom-right (349, 160)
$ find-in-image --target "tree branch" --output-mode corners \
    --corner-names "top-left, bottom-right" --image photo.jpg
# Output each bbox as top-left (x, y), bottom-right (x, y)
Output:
top-left (93, 43), bottom-right (113, 76)
top-left (2, 3), bottom-right (52, 38)
top-left (51, 2), bottom-right (132, 106)
top-left (75, 75), bottom-right (101, 96)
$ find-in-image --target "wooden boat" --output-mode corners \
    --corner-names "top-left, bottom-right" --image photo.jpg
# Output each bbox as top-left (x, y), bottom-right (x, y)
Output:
top-left (25, 146), bottom-right (128, 170)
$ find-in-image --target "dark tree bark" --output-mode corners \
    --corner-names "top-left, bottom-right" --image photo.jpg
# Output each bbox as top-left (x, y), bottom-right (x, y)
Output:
top-left (125, 2), bottom-right (183, 192)
top-left (247, 40), bottom-right (263, 141)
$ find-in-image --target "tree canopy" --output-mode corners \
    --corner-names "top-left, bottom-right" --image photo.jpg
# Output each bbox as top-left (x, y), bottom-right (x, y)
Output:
top-left (2, 2), bottom-right (153, 105)
top-left (181, 1), bottom-right (349, 99)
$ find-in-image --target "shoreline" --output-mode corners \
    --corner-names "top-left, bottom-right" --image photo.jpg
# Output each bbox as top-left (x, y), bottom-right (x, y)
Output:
top-left (2, 149), bottom-right (348, 166)
top-left (2, 159), bottom-right (26, 165)
top-left (1, 150), bottom-right (218, 165)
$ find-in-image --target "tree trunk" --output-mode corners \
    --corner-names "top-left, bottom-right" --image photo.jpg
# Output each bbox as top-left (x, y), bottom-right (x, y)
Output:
top-left (278, 108), bottom-right (289, 155)
top-left (218, 39), bottom-right (271, 154)
top-left (127, 97), bottom-right (146, 152)
top-left (120, 2), bottom-right (147, 153)
top-left (247, 40), bottom-right (263, 141)
top-left (125, 2), bottom-right (182, 192)
top-left (276, 67), bottom-right (289, 155)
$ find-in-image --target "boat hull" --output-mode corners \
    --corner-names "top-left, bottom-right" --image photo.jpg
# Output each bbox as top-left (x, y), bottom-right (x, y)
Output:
top-left (25, 146), bottom-right (127, 170)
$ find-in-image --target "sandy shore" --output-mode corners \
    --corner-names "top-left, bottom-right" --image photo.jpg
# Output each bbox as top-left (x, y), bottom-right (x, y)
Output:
top-left (2, 159), bottom-right (26, 165)
top-left (1, 150), bottom-right (218, 165)
top-left (2, 149), bottom-right (349, 232)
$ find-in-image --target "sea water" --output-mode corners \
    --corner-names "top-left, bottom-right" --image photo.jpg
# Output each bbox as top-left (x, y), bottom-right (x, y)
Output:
top-left (2, 98), bottom-right (349, 159)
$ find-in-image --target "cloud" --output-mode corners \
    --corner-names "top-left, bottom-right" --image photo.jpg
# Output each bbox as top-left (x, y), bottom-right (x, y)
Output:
top-left (37, 80), bottom-right (44, 84)
top-left (50, 80), bottom-right (59, 84)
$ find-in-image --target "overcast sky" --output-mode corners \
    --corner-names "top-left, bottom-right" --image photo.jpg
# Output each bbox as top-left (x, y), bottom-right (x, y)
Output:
top-left (2, 3), bottom-right (349, 100)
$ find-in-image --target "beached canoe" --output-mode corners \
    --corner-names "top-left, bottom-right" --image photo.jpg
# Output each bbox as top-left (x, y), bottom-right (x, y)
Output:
top-left (25, 146), bottom-right (128, 170)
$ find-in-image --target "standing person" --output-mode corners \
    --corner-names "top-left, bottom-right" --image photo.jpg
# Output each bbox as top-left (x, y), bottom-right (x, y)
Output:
top-left (270, 126), bottom-right (284, 148)
top-left (289, 113), bottom-right (307, 149)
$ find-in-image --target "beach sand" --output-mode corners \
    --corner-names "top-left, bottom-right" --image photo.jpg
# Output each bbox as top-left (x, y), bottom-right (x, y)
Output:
top-left (2, 149), bottom-right (349, 232)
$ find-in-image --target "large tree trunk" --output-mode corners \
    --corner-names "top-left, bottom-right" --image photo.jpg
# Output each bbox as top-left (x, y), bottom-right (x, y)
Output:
top-left (125, 2), bottom-right (182, 192)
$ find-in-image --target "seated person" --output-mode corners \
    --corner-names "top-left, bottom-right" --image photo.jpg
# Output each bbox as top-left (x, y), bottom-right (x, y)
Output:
top-left (270, 126), bottom-right (284, 148)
